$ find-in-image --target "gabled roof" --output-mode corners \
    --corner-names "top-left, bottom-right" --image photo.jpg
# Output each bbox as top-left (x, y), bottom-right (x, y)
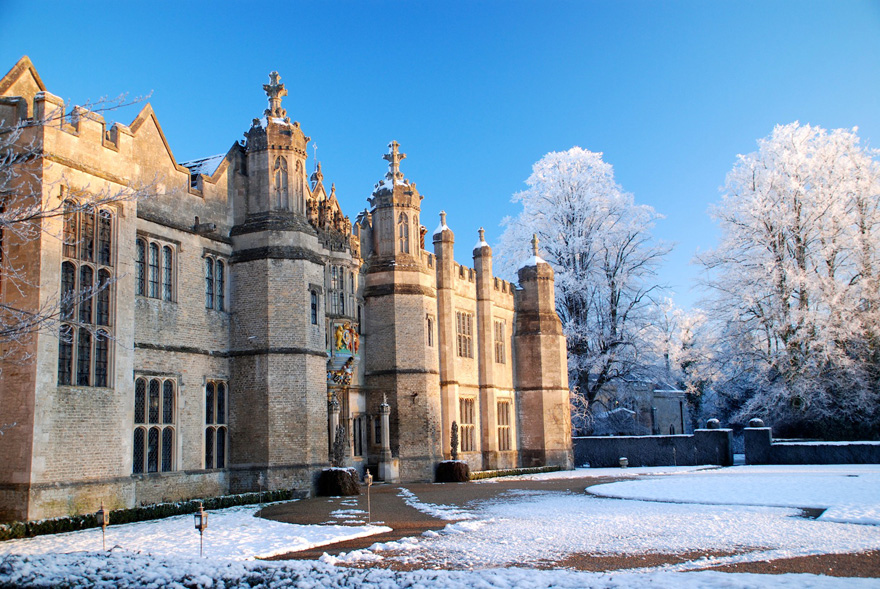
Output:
top-left (0, 56), bottom-right (46, 96)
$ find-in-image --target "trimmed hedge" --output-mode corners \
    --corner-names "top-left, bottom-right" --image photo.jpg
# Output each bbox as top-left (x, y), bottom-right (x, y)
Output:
top-left (469, 465), bottom-right (562, 480)
top-left (0, 488), bottom-right (297, 542)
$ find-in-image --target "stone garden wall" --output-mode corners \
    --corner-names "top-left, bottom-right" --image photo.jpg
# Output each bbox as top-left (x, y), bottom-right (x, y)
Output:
top-left (573, 425), bottom-right (733, 468)
top-left (744, 421), bottom-right (880, 465)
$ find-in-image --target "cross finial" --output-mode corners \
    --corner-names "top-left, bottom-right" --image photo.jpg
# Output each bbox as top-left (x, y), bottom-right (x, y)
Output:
top-left (382, 140), bottom-right (407, 182)
top-left (532, 233), bottom-right (540, 257)
top-left (263, 71), bottom-right (288, 117)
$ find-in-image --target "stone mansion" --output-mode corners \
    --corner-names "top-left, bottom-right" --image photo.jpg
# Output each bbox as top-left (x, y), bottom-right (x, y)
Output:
top-left (0, 57), bottom-right (572, 522)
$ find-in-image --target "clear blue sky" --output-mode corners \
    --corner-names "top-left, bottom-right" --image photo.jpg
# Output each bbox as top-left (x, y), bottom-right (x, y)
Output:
top-left (2, 1), bottom-right (878, 309)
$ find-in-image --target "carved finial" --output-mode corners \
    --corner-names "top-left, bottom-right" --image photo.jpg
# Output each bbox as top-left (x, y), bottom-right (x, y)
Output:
top-left (263, 71), bottom-right (288, 118)
top-left (478, 227), bottom-right (485, 242)
top-left (532, 233), bottom-right (540, 257)
top-left (311, 161), bottom-right (324, 185)
top-left (330, 183), bottom-right (336, 198)
top-left (440, 211), bottom-right (447, 226)
top-left (382, 140), bottom-right (407, 183)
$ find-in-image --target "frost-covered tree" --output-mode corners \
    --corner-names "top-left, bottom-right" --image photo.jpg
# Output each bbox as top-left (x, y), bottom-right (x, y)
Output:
top-left (496, 147), bottom-right (671, 419)
top-left (646, 299), bottom-right (715, 430)
top-left (0, 95), bottom-right (156, 372)
top-left (699, 122), bottom-right (880, 438)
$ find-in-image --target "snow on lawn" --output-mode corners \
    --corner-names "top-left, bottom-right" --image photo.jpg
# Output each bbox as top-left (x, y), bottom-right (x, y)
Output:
top-left (589, 464), bottom-right (880, 525)
top-left (327, 465), bottom-right (880, 573)
top-left (2, 551), bottom-right (878, 588)
top-left (0, 504), bottom-right (391, 561)
top-left (397, 487), bottom-right (475, 520)
top-left (3, 466), bottom-right (880, 587)
top-left (345, 489), bottom-right (880, 572)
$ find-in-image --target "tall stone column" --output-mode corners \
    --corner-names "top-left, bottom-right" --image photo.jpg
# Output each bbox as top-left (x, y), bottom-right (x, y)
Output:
top-left (433, 212), bottom-right (458, 459)
top-left (329, 392), bottom-right (340, 458)
top-left (378, 398), bottom-right (399, 481)
top-left (474, 228), bottom-right (499, 469)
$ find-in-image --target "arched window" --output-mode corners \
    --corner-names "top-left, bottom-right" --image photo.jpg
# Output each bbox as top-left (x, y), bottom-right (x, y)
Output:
top-left (295, 160), bottom-right (304, 213)
top-left (203, 254), bottom-right (228, 311)
top-left (205, 379), bottom-right (228, 469)
top-left (398, 212), bottom-right (410, 254)
top-left (216, 260), bottom-right (225, 311)
top-left (149, 379), bottom-right (160, 423)
top-left (81, 208), bottom-right (94, 262)
top-left (135, 239), bottom-right (146, 296)
top-left (133, 428), bottom-right (145, 475)
top-left (163, 380), bottom-right (174, 424)
top-left (98, 210), bottom-right (113, 266)
top-left (62, 201), bottom-right (77, 259)
top-left (459, 397), bottom-right (476, 452)
top-left (136, 237), bottom-right (174, 301)
top-left (133, 376), bottom-right (176, 474)
top-left (274, 156), bottom-right (289, 210)
top-left (135, 378), bottom-right (146, 423)
top-left (97, 269), bottom-right (111, 326)
top-left (61, 261), bottom-right (76, 320)
top-left (147, 427), bottom-right (159, 473)
top-left (58, 325), bottom-right (73, 385)
top-left (94, 330), bottom-right (109, 387)
top-left (58, 200), bottom-right (114, 387)
top-left (76, 328), bottom-right (91, 386)
top-left (78, 266), bottom-right (93, 324)
top-left (205, 257), bottom-right (214, 309)
top-left (148, 243), bottom-right (159, 298)
top-left (162, 246), bottom-right (173, 301)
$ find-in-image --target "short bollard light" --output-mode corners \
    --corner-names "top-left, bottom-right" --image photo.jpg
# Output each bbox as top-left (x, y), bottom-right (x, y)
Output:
top-left (96, 501), bottom-right (110, 551)
top-left (364, 470), bottom-right (373, 523)
top-left (193, 502), bottom-right (209, 557)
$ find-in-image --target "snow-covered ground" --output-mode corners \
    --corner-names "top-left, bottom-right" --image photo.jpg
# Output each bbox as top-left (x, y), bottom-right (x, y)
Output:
top-left (2, 465), bottom-right (879, 587)
top-left (588, 464), bottom-right (880, 525)
top-left (0, 503), bottom-right (391, 561)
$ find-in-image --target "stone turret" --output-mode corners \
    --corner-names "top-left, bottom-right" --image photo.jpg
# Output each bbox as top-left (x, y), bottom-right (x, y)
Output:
top-left (514, 235), bottom-right (573, 468)
top-left (241, 71), bottom-right (309, 217)
top-left (363, 143), bottom-right (442, 482)
top-left (227, 73), bottom-right (331, 493)
top-left (367, 141), bottom-right (422, 264)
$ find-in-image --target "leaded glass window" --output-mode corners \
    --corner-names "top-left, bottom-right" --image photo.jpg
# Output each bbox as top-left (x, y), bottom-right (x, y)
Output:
top-left (133, 377), bottom-right (176, 474)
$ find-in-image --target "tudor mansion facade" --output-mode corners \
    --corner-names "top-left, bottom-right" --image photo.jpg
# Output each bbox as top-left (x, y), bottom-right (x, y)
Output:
top-left (0, 57), bottom-right (572, 522)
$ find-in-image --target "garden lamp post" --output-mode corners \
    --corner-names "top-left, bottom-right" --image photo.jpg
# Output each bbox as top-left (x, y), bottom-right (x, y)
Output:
top-left (193, 502), bottom-right (209, 557)
top-left (364, 470), bottom-right (373, 523)
top-left (96, 501), bottom-right (110, 551)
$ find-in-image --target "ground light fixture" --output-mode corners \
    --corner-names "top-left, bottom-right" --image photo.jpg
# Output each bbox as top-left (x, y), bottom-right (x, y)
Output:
top-left (193, 502), bottom-right (209, 557)
top-left (96, 502), bottom-right (110, 551)
top-left (364, 470), bottom-right (373, 523)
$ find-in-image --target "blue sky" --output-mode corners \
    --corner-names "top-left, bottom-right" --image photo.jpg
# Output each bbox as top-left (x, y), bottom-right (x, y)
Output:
top-left (2, 1), bottom-right (878, 309)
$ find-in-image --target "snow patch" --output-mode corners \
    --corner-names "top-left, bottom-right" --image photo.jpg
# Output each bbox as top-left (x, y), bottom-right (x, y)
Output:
top-left (396, 488), bottom-right (475, 520)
